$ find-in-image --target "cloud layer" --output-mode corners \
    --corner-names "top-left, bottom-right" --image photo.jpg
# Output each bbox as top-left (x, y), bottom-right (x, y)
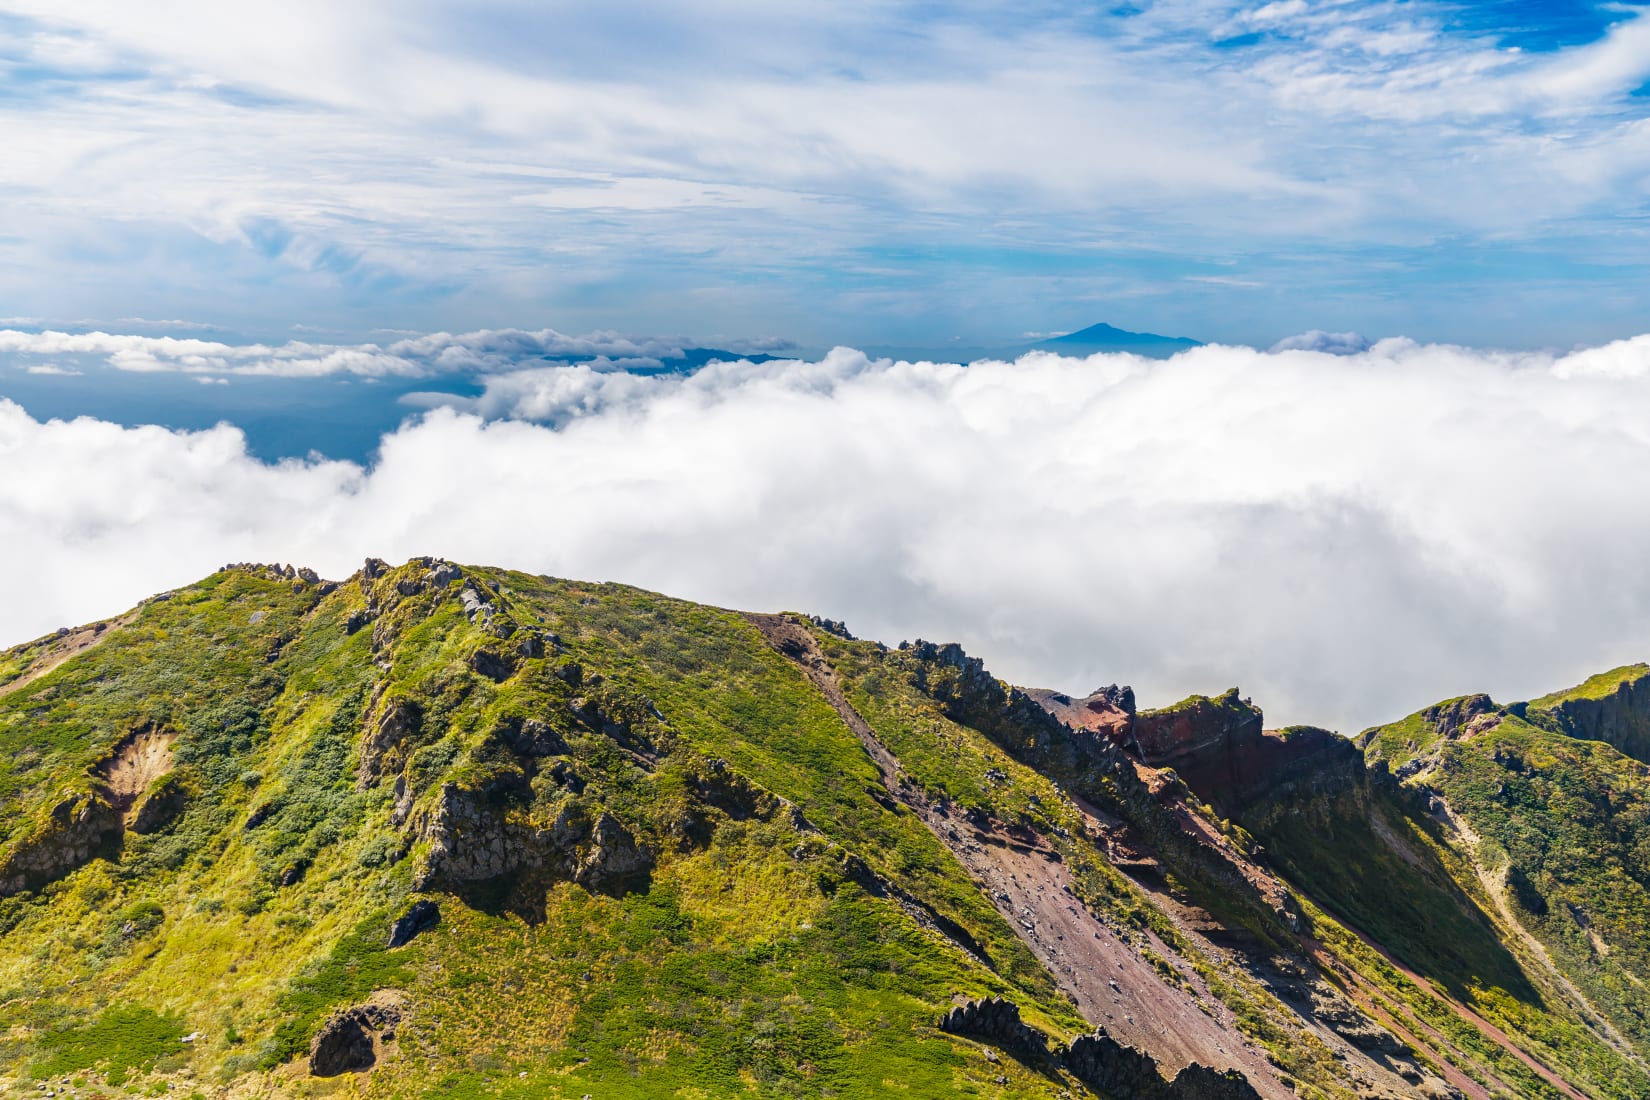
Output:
top-left (6, 337), bottom-right (1650, 733)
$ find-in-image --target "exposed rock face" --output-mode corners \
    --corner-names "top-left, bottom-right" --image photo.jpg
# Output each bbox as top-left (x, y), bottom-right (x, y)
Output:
top-left (1133, 689), bottom-right (1265, 806)
top-left (0, 791), bottom-right (121, 896)
top-left (1063, 1029), bottom-right (1169, 1096)
top-left (309, 995), bottom-right (405, 1076)
top-left (415, 779), bottom-right (547, 886)
top-left (1316, 996), bottom-right (1409, 1056)
top-left (469, 647), bottom-right (514, 682)
top-left (1164, 1061), bottom-right (1266, 1100)
top-left (97, 724), bottom-right (178, 820)
top-left (221, 561), bottom-right (326, 587)
top-left (1025, 673), bottom-right (1364, 823)
top-left (808, 615), bottom-right (855, 639)
top-left (901, 641), bottom-right (1299, 941)
top-left (494, 715), bottom-right (568, 758)
top-left (1529, 670), bottom-right (1650, 764)
top-left (1208, 725), bottom-right (1362, 821)
top-left (388, 900), bottom-right (441, 948)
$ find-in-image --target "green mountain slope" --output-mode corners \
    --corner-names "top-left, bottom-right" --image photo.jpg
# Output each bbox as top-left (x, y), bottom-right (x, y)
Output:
top-left (0, 560), bottom-right (1645, 1099)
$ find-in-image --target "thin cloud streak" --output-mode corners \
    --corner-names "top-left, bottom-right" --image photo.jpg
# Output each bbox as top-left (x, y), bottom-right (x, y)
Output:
top-left (0, 327), bottom-right (720, 377)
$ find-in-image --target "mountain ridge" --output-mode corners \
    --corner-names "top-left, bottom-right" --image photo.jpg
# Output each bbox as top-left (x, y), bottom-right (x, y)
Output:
top-left (0, 559), bottom-right (1646, 1099)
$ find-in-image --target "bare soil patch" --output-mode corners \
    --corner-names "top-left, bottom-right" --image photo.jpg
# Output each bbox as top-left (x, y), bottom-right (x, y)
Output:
top-left (97, 725), bottom-right (177, 820)
top-left (0, 613), bottom-right (133, 699)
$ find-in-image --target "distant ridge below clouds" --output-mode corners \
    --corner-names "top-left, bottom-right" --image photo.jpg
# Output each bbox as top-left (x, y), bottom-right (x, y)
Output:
top-left (0, 326), bottom-right (792, 379)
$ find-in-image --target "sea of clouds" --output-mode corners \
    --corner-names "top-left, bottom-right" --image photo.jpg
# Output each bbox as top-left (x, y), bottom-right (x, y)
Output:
top-left (5, 336), bottom-right (1650, 733)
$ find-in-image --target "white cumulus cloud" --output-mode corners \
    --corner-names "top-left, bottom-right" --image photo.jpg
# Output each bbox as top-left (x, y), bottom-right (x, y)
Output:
top-left (4, 338), bottom-right (1650, 735)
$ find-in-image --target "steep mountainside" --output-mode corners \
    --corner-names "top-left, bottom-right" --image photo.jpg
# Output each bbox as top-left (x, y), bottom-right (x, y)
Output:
top-left (0, 560), bottom-right (1645, 1099)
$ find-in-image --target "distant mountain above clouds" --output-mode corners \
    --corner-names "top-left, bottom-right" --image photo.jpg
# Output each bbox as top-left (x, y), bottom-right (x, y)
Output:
top-left (1027, 322), bottom-right (1202, 358)
top-left (859, 321), bottom-right (1205, 364)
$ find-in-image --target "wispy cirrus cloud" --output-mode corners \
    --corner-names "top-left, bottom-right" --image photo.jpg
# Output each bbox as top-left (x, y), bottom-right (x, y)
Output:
top-left (1, 3), bottom-right (1649, 344)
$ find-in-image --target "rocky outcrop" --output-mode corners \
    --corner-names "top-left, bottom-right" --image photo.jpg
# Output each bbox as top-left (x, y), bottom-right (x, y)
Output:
top-left (493, 714), bottom-right (568, 758)
top-left (308, 993), bottom-right (405, 1076)
top-left (0, 791), bottom-right (121, 897)
top-left (1032, 679), bottom-right (1360, 824)
top-left (468, 646), bottom-right (515, 682)
top-left (936, 998), bottom-right (1049, 1064)
top-left (1164, 1061), bottom-right (1266, 1100)
top-left (1063, 1029), bottom-right (1167, 1095)
top-left (413, 784), bottom-right (652, 893)
top-left (1527, 669), bottom-right (1650, 764)
top-left (414, 778), bottom-right (545, 886)
top-left (896, 640), bottom-right (1299, 940)
top-left (222, 561), bottom-right (329, 590)
top-left (576, 813), bottom-right (652, 888)
top-left (1195, 725), bottom-right (1362, 822)
top-left (1422, 694), bottom-right (1501, 740)
top-left (1308, 985), bottom-right (1409, 1056)
top-left (358, 691), bottom-right (424, 786)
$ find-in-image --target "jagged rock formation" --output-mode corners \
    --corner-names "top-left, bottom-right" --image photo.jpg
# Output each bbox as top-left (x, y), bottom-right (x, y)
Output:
top-left (1024, 684), bottom-right (1356, 820)
top-left (1022, 684), bottom-right (1136, 741)
top-left (939, 997), bottom-right (1262, 1100)
top-left (1064, 1031), bottom-right (1262, 1100)
top-left (937, 997), bottom-right (1050, 1063)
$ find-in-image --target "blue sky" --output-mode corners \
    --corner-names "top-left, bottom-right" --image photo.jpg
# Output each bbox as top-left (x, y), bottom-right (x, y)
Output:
top-left (2, 1), bottom-right (1650, 349)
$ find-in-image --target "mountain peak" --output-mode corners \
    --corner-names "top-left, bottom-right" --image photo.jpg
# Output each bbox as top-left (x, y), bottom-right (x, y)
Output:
top-left (1031, 322), bottom-right (1201, 358)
